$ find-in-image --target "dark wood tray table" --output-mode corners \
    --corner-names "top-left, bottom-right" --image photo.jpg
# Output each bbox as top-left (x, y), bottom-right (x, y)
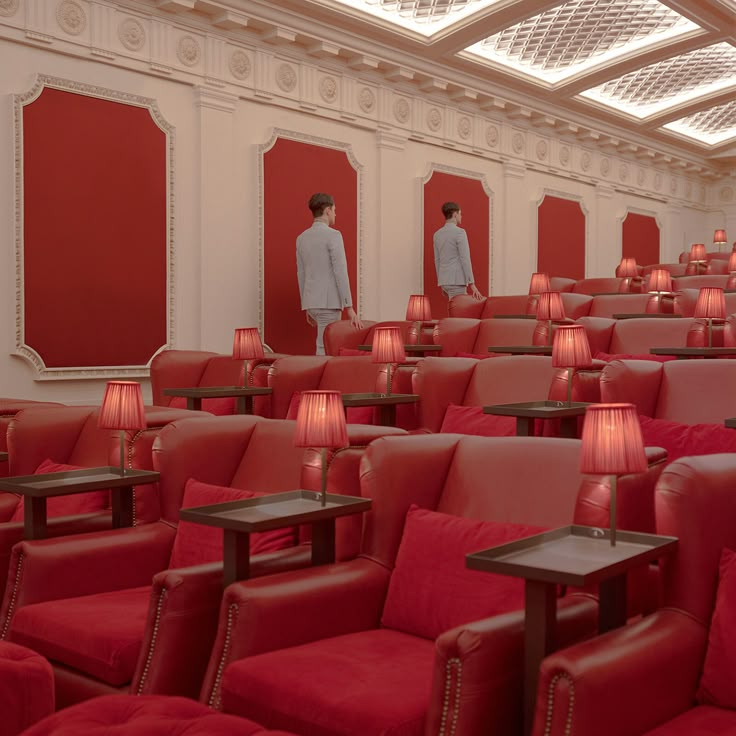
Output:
top-left (356, 344), bottom-right (441, 357)
top-left (612, 313), bottom-right (682, 319)
top-left (163, 386), bottom-right (272, 413)
top-left (487, 345), bottom-right (553, 355)
top-left (650, 347), bottom-right (736, 360)
top-left (341, 392), bottom-right (419, 426)
top-left (179, 490), bottom-right (371, 587)
top-left (0, 467), bottom-right (160, 540)
top-left (483, 400), bottom-right (590, 438)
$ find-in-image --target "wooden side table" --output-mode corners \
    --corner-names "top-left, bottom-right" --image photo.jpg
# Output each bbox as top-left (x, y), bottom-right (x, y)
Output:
top-left (357, 344), bottom-right (442, 357)
top-left (650, 347), bottom-right (736, 360)
top-left (484, 400), bottom-right (590, 438)
top-left (612, 313), bottom-right (682, 319)
top-left (162, 386), bottom-right (272, 413)
top-left (487, 345), bottom-right (552, 356)
top-left (179, 490), bottom-right (371, 587)
top-left (341, 392), bottom-right (419, 426)
top-left (467, 525), bottom-right (677, 735)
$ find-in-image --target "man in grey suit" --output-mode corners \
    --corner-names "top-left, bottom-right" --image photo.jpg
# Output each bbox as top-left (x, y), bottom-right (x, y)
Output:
top-left (433, 201), bottom-right (483, 301)
top-left (297, 193), bottom-right (362, 355)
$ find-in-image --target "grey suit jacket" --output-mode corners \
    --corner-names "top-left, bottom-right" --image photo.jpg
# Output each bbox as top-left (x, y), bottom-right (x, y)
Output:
top-left (433, 222), bottom-right (475, 287)
top-left (296, 221), bottom-right (353, 310)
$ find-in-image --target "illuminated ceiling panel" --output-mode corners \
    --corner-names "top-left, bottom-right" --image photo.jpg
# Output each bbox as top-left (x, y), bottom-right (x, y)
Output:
top-left (664, 100), bottom-right (736, 146)
top-left (463, 0), bottom-right (698, 84)
top-left (581, 43), bottom-right (736, 118)
top-left (327, 0), bottom-right (502, 36)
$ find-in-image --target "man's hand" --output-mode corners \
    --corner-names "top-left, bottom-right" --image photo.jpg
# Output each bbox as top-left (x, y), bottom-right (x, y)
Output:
top-left (469, 283), bottom-right (484, 301)
top-left (346, 307), bottom-right (363, 329)
top-left (306, 312), bottom-right (316, 327)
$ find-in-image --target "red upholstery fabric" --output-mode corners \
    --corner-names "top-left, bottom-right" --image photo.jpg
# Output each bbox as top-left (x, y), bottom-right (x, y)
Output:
top-left (10, 586), bottom-right (150, 686)
top-left (638, 416), bottom-right (736, 461)
top-left (22, 695), bottom-right (298, 735)
top-left (168, 396), bottom-right (236, 415)
top-left (439, 404), bottom-right (516, 436)
top-left (285, 390), bottom-right (374, 424)
top-left (0, 641), bottom-right (54, 736)
top-left (697, 548), bottom-right (736, 709)
top-left (594, 351), bottom-right (675, 363)
top-left (338, 348), bottom-right (369, 356)
top-left (222, 629), bottom-right (436, 736)
top-left (169, 480), bottom-right (297, 569)
top-left (642, 706), bottom-right (736, 736)
top-left (381, 506), bottom-right (545, 639)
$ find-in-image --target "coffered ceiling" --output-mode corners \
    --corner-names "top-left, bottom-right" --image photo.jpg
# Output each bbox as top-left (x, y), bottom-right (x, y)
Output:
top-left (152, 0), bottom-right (736, 172)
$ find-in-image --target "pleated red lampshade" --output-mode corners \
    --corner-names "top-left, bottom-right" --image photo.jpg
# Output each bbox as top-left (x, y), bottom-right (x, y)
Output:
top-left (528, 272), bottom-right (551, 295)
top-left (536, 291), bottom-right (565, 321)
top-left (580, 403), bottom-right (647, 475)
top-left (232, 327), bottom-right (265, 360)
top-left (552, 325), bottom-right (591, 368)
top-left (98, 382), bottom-right (146, 430)
top-left (694, 287), bottom-right (726, 320)
top-left (372, 326), bottom-right (406, 363)
top-left (689, 243), bottom-right (707, 262)
top-left (714, 229), bottom-right (727, 246)
top-left (618, 258), bottom-right (638, 278)
top-left (294, 391), bottom-right (348, 449)
top-left (405, 295), bottom-right (432, 322)
top-left (727, 252), bottom-right (736, 273)
top-left (648, 269), bottom-right (672, 293)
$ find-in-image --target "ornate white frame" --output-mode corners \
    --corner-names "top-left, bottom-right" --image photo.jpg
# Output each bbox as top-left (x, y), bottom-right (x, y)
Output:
top-left (13, 74), bottom-right (175, 380)
top-left (256, 128), bottom-right (364, 334)
top-left (420, 163), bottom-right (495, 293)
top-left (616, 206), bottom-right (664, 263)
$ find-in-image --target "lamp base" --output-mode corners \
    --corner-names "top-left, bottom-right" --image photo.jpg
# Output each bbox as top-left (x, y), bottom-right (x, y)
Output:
top-left (610, 474), bottom-right (617, 547)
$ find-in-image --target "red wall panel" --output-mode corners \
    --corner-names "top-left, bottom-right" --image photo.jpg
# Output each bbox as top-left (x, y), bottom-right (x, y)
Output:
top-left (263, 138), bottom-right (358, 354)
top-left (622, 212), bottom-right (660, 266)
top-left (423, 171), bottom-right (489, 319)
top-left (22, 87), bottom-right (167, 368)
top-left (537, 196), bottom-right (586, 279)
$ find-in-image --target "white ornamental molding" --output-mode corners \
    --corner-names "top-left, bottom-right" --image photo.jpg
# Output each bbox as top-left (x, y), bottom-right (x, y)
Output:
top-left (0, 0), bottom-right (19, 17)
top-left (536, 139), bottom-right (548, 161)
top-left (177, 35), bottom-right (200, 67)
top-left (229, 49), bottom-right (251, 80)
top-left (393, 97), bottom-right (410, 124)
top-left (457, 116), bottom-right (471, 140)
top-left (512, 132), bottom-right (525, 154)
top-left (257, 128), bottom-right (364, 335)
top-left (276, 63), bottom-right (297, 92)
top-left (319, 75), bottom-right (338, 104)
top-left (720, 186), bottom-right (734, 203)
top-left (654, 173), bottom-right (663, 191)
top-left (559, 145), bottom-right (570, 166)
top-left (600, 158), bottom-right (611, 177)
top-left (13, 74), bottom-right (175, 380)
top-left (56, 0), bottom-right (86, 36)
top-left (486, 124), bottom-right (499, 148)
top-left (427, 107), bottom-right (442, 132)
top-left (358, 86), bottom-right (375, 113)
top-left (118, 17), bottom-right (146, 52)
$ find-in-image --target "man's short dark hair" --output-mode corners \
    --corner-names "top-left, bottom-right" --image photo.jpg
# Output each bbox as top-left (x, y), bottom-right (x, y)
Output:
top-left (442, 201), bottom-right (460, 220)
top-left (308, 193), bottom-right (334, 217)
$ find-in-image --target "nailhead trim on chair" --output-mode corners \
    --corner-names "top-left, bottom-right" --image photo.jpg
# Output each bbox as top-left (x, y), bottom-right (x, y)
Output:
top-left (208, 602), bottom-right (238, 709)
top-left (438, 657), bottom-right (462, 736)
top-left (0, 552), bottom-right (24, 640)
top-left (128, 428), bottom-right (161, 527)
top-left (134, 587), bottom-right (167, 694)
top-left (543, 672), bottom-right (575, 736)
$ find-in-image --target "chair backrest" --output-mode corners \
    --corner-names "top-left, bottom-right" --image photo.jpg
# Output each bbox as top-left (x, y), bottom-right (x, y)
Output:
top-left (558, 293), bottom-right (594, 318)
top-left (324, 320), bottom-right (377, 355)
top-left (479, 295), bottom-right (531, 318)
top-left (672, 275), bottom-right (729, 291)
top-left (641, 263), bottom-right (687, 277)
top-left (549, 277), bottom-right (576, 292)
top-left (675, 289), bottom-right (736, 318)
top-left (475, 319), bottom-right (537, 353)
top-left (150, 350), bottom-right (219, 406)
top-left (608, 317), bottom-right (694, 354)
top-left (588, 294), bottom-right (652, 318)
top-left (572, 277), bottom-right (626, 295)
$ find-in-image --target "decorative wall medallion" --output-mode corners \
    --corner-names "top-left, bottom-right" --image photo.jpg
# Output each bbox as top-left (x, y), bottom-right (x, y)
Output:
top-left (229, 50), bottom-right (251, 80)
top-left (536, 139), bottom-right (547, 160)
top-left (720, 186), bottom-right (734, 202)
top-left (619, 163), bottom-right (629, 182)
top-left (559, 146), bottom-right (570, 165)
top-left (319, 76), bottom-right (338, 103)
top-left (57, 0), bottom-right (86, 35)
top-left (393, 97), bottom-right (410, 124)
top-left (486, 125), bottom-right (499, 147)
top-left (457, 116), bottom-right (471, 139)
top-left (0, 0), bottom-right (19, 17)
top-left (669, 177), bottom-right (677, 195)
top-left (512, 132), bottom-right (525, 153)
top-left (118, 18), bottom-right (145, 51)
top-left (637, 168), bottom-right (646, 186)
top-left (581, 151), bottom-right (591, 171)
top-left (177, 36), bottom-right (200, 67)
top-left (600, 158), bottom-right (610, 176)
top-left (427, 107), bottom-right (442, 132)
top-left (654, 173), bottom-right (662, 191)
top-left (358, 87), bottom-right (375, 112)
top-left (276, 63), bottom-right (297, 92)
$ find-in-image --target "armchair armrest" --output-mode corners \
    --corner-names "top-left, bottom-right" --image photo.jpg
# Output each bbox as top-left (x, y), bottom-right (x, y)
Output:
top-left (428, 594), bottom-right (599, 736)
top-left (0, 522), bottom-right (175, 638)
top-left (201, 557), bottom-right (390, 707)
top-left (531, 609), bottom-right (707, 736)
top-left (267, 357), bottom-right (330, 419)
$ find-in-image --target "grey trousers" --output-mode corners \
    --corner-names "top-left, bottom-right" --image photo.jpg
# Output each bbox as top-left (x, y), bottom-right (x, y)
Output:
top-left (307, 308), bottom-right (341, 356)
top-left (441, 284), bottom-right (468, 299)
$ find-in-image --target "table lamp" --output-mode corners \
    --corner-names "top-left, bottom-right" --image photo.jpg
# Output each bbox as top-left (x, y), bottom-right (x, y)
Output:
top-left (406, 295), bottom-right (432, 345)
top-left (617, 258), bottom-right (640, 292)
top-left (528, 272), bottom-right (552, 314)
top-left (233, 327), bottom-right (265, 387)
top-left (552, 324), bottom-right (592, 405)
top-left (580, 403), bottom-right (647, 546)
top-left (714, 229), bottom-right (727, 252)
top-left (689, 243), bottom-right (707, 274)
top-left (98, 381), bottom-right (146, 475)
top-left (694, 286), bottom-right (726, 347)
top-left (372, 326), bottom-right (405, 396)
top-left (727, 252), bottom-right (736, 289)
top-left (294, 390), bottom-right (349, 506)
top-left (646, 269), bottom-right (673, 313)
top-left (536, 291), bottom-right (565, 346)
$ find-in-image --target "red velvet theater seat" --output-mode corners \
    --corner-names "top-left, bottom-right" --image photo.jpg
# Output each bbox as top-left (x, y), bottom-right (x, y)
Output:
top-left (0, 399), bottom-right (63, 478)
top-left (203, 434), bottom-right (664, 735)
top-left (324, 320), bottom-right (431, 356)
top-left (2, 416), bottom-right (404, 708)
top-left (532, 454), bottom-right (736, 736)
top-left (448, 293), bottom-right (592, 320)
top-left (22, 695), bottom-right (298, 735)
top-left (0, 641), bottom-right (53, 735)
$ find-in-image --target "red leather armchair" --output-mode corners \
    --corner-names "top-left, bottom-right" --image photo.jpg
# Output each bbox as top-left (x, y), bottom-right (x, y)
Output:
top-left (532, 454), bottom-right (736, 736)
top-left (2, 416), bottom-right (403, 708)
top-left (324, 320), bottom-right (432, 356)
top-left (449, 293), bottom-right (592, 320)
top-left (204, 434), bottom-right (663, 735)
top-left (0, 399), bottom-right (63, 475)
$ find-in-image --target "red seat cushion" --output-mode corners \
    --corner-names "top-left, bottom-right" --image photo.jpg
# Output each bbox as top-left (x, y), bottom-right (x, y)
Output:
top-left (638, 416), bottom-right (736, 462)
top-left (642, 705), bottom-right (736, 735)
top-left (169, 479), bottom-right (298, 569)
top-left (10, 586), bottom-right (151, 686)
top-left (168, 396), bottom-right (236, 415)
top-left (221, 629), bottom-right (435, 736)
top-left (285, 391), bottom-right (374, 424)
top-left (381, 506), bottom-right (546, 640)
top-left (439, 404), bottom-right (517, 437)
top-left (10, 460), bottom-right (109, 523)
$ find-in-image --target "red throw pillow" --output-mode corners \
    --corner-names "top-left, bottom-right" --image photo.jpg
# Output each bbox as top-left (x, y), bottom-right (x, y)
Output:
top-left (169, 478), bottom-right (298, 569)
top-left (440, 404), bottom-right (517, 437)
top-left (698, 547), bottom-right (736, 708)
top-left (593, 351), bottom-right (675, 363)
top-left (638, 416), bottom-right (736, 462)
top-left (168, 396), bottom-right (236, 415)
top-left (286, 391), bottom-right (374, 425)
top-left (10, 460), bottom-right (109, 522)
top-left (381, 505), bottom-right (546, 640)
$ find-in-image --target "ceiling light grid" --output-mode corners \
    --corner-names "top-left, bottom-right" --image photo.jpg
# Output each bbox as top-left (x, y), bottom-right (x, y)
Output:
top-left (664, 100), bottom-right (736, 146)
